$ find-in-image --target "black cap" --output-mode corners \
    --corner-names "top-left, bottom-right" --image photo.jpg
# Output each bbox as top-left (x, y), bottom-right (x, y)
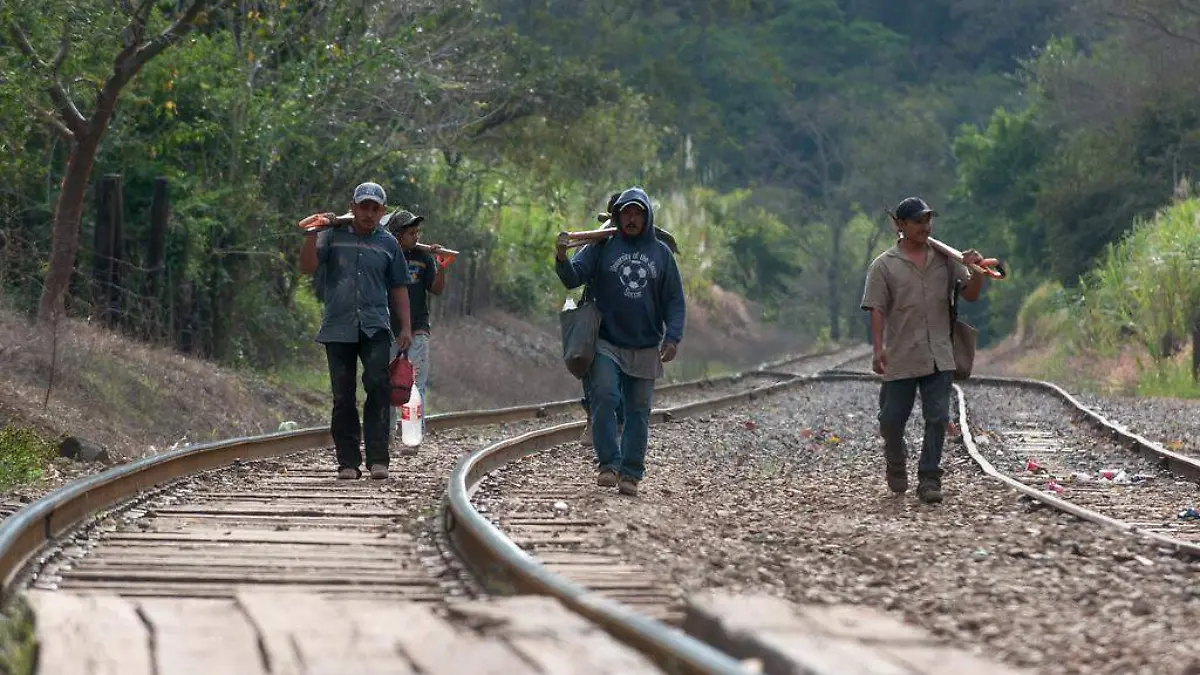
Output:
top-left (894, 197), bottom-right (938, 222)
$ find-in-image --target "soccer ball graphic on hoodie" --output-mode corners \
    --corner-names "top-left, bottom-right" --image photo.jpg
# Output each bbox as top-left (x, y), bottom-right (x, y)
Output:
top-left (620, 261), bottom-right (650, 294)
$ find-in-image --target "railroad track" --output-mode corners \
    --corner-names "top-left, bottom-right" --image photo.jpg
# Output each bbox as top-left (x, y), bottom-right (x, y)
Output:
top-left (463, 348), bottom-right (871, 629)
top-left (820, 367), bottom-right (1200, 558)
top-left (12, 344), bottom-right (1184, 674)
top-left (0, 344), bottom-right (865, 675)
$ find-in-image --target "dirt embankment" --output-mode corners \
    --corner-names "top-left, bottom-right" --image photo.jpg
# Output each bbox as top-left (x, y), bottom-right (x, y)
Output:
top-left (0, 291), bottom-right (805, 467)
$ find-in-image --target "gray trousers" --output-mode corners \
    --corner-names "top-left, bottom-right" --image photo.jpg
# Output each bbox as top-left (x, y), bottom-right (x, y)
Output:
top-left (878, 370), bottom-right (952, 479)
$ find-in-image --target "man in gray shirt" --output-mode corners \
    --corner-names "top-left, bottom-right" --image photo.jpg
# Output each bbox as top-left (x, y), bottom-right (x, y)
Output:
top-left (861, 197), bottom-right (987, 503)
top-left (299, 182), bottom-right (413, 480)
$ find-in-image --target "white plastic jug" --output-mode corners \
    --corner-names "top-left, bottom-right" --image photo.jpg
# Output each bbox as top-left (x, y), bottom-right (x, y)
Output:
top-left (400, 383), bottom-right (423, 447)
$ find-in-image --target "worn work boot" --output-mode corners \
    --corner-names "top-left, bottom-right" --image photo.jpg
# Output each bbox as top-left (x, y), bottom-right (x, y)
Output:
top-left (617, 476), bottom-right (639, 496)
top-left (369, 464), bottom-right (389, 480)
top-left (917, 476), bottom-right (943, 504)
top-left (337, 467), bottom-right (359, 480)
top-left (886, 462), bottom-right (908, 494)
top-left (596, 469), bottom-right (618, 488)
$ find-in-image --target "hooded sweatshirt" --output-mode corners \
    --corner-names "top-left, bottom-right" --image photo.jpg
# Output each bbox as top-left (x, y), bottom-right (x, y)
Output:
top-left (557, 187), bottom-right (686, 349)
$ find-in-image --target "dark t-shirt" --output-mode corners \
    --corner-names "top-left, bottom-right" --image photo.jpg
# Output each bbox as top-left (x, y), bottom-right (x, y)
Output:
top-left (398, 248), bottom-right (437, 333)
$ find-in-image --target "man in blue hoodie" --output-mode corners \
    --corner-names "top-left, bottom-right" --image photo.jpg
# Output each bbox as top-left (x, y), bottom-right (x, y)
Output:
top-left (555, 187), bottom-right (686, 496)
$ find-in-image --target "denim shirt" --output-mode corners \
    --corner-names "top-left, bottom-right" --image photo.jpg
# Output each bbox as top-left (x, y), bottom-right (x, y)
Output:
top-left (315, 225), bottom-right (409, 344)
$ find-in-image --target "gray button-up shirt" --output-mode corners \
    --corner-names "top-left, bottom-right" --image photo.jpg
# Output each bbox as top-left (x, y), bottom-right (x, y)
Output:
top-left (315, 225), bottom-right (408, 344)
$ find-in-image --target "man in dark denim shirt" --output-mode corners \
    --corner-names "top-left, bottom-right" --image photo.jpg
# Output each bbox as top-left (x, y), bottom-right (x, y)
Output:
top-left (299, 182), bottom-right (413, 480)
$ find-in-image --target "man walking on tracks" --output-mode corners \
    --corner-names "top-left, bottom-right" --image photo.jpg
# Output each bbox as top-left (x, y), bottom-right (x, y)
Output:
top-left (298, 182), bottom-right (413, 480)
top-left (387, 209), bottom-right (446, 447)
top-left (577, 193), bottom-right (682, 449)
top-left (860, 197), bottom-right (987, 503)
top-left (556, 187), bottom-right (686, 496)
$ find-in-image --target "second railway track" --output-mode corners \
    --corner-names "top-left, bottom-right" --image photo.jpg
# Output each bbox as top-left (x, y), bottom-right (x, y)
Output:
top-left (13, 342), bottom-right (1190, 674)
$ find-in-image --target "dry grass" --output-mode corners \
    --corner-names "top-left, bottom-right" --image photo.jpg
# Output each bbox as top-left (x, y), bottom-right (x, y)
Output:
top-left (0, 294), bottom-right (805, 464)
top-left (0, 305), bottom-right (326, 461)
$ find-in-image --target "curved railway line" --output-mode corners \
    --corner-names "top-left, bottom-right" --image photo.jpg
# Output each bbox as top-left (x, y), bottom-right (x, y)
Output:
top-left (822, 366), bottom-right (1200, 558)
top-left (0, 346), bottom-right (863, 675)
top-left (2, 345), bottom-right (1198, 674)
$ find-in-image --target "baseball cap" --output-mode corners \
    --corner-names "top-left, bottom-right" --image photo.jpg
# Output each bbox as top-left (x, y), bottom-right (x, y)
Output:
top-left (894, 197), bottom-right (937, 221)
top-left (386, 210), bottom-right (424, 230)
top-left (353, 182), bottom-right (387, 205)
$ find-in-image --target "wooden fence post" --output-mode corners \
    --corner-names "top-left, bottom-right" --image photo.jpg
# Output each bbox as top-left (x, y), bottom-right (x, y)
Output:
top-left (92, 175), bottom-right (124, 327)
top-left (145, 177), bottom-right (169, 338)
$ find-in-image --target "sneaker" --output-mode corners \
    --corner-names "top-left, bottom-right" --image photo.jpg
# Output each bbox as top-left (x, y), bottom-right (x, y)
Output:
top-left (596, 469), bottom-right (618, 488)
top-left (885, 462), bottom-right (908, 494)
top-left (917, 478), bottom-right (943, 504)
top-left (617, 476), bottom-right (639, 496)
top-left (579, 422), bottom-right (593, 447)
top-left (369, 464), bottom-right (389, 480)
top-left (337, 467), bottom-right (359, 480)
top-left (398, 445), bottom-right (419, 456)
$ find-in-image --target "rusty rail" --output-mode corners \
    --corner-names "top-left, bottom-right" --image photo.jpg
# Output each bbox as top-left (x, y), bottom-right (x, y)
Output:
top-left (817, 369), bottom-right (1200, 558)
top-left (442, 347), bottom-right (870, 674)
top-left (0, 345), bottom-right (853, 674)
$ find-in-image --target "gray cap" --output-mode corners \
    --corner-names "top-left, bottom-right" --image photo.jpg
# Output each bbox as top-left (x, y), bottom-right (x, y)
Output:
top-left (353, 182), bottom-right (387, 205)
top-left (387, 210), bottom-right (424, 230)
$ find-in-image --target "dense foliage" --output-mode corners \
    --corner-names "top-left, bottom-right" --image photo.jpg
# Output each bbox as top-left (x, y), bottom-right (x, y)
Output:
top-left (3, 0), bottom-right (1199, 368)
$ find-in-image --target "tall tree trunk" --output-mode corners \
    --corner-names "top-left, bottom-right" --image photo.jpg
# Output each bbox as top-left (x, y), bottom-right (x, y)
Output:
top-left (1193, 323), bottom-right (1200, 382)
top-left (828, 222), bottom-right (843, 341)
top-left (39, 131), bottom-right (103, 321)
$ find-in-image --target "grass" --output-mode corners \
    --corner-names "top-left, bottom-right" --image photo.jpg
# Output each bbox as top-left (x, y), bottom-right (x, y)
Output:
top-left (0, 425), bottom-right (54, 493)
top-left (1135, 358), bottom-right (1200, 398)
top-left (266, 363), bottom-right (330, 396)
top-left (0, 599), bottom-right (36, 675)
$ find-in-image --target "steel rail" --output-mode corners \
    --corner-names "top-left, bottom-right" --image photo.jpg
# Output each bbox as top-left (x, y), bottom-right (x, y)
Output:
top-left (815, 370), bottom-right (1200, 559)
top-left (427, 347), bottom-right (841, 432)
top-left (0, 345), bottom-right (849, 670)
top-left (442, 348), bottom-right (870, 675)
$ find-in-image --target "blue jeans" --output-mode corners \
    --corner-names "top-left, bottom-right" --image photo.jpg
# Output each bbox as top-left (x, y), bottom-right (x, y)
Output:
top-left (589, 353), bottom-right (654, 480)
top-left (581, 373), bottom-right (625, 427)
top-left (878, 370), bottom-right (952, 479)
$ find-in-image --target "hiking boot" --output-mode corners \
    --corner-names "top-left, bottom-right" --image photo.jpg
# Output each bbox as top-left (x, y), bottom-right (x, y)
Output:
top-left (617, 476), bottom-right (639, 496)
top-left (917, 477), bottom-right (943, 504)
top-left (369, 464), bottom-right (389, 480)
top-left (596, 469), bottom-right (618, 488)
top-left (337, 467), bottom-right (360, 480)
top-left (885, 461), bottom-right (908, 494)
top-left (579, 422), bottom-right (593, 447)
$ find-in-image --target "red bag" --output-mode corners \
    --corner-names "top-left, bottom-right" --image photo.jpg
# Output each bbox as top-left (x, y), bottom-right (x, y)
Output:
top-left (389, 354), bottom-right (414, 406)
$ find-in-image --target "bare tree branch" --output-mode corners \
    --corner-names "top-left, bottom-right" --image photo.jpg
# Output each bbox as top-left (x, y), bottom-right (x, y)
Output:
top-left (5, 21), bottom-right (87, 135)
top-left (132, 0), bottom-right (210, 69)
top-left (1100, 0), bottom-right (1200, 47)
top-left (41, 111), bottom-right (75, 141)
top-left (51, 26), bottom-right (70, 73)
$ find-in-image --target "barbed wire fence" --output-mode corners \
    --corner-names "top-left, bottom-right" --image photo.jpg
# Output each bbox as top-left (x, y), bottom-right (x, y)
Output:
top-left (0, 174), bottom-right (497, 409)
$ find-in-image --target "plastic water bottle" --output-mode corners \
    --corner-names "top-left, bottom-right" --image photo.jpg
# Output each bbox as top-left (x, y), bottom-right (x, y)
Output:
top-left (400, 384), bottom-right (423, 447)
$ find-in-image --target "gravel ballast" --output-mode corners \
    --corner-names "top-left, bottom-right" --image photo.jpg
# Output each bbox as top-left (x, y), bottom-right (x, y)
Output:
top-left (480, 378), bottom-right (1200, 675)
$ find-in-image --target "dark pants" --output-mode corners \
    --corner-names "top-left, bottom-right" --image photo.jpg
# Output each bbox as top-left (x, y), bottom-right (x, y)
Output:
top-left (878, 370), bottom-right (953, 480)
top-left (589, 354), bottom-right (653, 480)
top-left (325, 330), bottom-right (393, 471)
